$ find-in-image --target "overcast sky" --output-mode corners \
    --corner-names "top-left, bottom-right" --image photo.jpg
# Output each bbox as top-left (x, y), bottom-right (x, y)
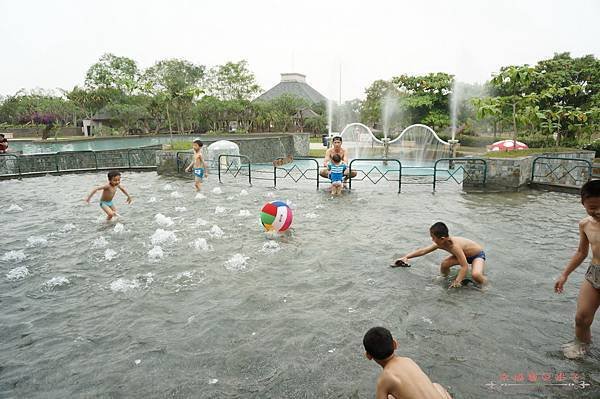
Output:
top-left (1, 0), bottom-right (599, 101)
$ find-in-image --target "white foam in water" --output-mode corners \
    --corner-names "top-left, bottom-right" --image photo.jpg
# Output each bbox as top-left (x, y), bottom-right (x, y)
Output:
top-left (113, 223), bottom-right (125, 234)
top-left (104, 248), bottom-right (118, 261)
top-left (305, 213), bottom-right (318, 219)
top-left (162, 184), bottom-right (173, 191)
top-left (175, 207), bottom-right (187, 212)
top-left (191, 238), bottom-right (212, 251)
top-left (195, 193), bottom-right (206, 200)
top-left (27, 236), bottom-right (48, 247)
top-left (154, 213), bottom-right (174, 227)
top-left (2, 250), bottom-right (26, 262)
top-left (60, 223), bottom-right (76, 233)
top-left (285, 199), bottom-right (296, 209)
top-left (224, 253), bottom-right (249, 271)
top-left (148, 246), bottom-right (164, 260)
top-left (110, 278), bottom-right (140, 293)
top-left (212, 187), bottom-right (223, 194)
top-left (6, 266), bottom-right (30, 281)
top-left (240, 189), bottom-right (248, 196)
top-left (215, 206), bottom-right (226, 214)
top-left (151, 229), bottom-right (177, 245)
top-left (238, 210), bottom-right (251, 217)
top-left (147, 197), bottom-right (157, 203)
top-left (92, 236), bottom-right (109, 249)
top-left (194, 218), bottom-right (208, 227)
top-left (135, 359), bottom-right (141, 365)
top-left (265, 192), bottom-right (275, 198)
top-left (44, 276), bottom-right (70, 289)
top-left (315, 204), bottom-right (324, 209)
top-left (421, 316), bottom-right (433, 325)
top-left (261, 241), bottom-right (281, 254)
top-left (8, 204), bottom-right (23, 212)
top-left (208, 225), bottom-right (224, 239)
top-left (170, 191), bottom-right (183, 198)
top-left (208, 379), bottom-right (218, 385)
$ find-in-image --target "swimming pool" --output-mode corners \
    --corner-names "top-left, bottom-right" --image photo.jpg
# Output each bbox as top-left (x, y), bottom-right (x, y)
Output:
top-left (1, 172), bottom-right (598, 398)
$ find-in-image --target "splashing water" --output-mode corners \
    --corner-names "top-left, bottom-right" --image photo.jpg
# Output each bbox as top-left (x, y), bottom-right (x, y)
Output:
top-left (92, 236), bottom-right (109, 249)
top-left (239, 190), bottom-right (248, 196)
top-left (154, 213), bottom-right (174, 227)
top-left (194, 218), bottom-right (208, 227)
top-left (208, 225), bottom-right (224, 239)
top-left (195, 193), bottom-right (206, 200)
top-left (148, 246), bottom-right (164, 260)
top-left (113, 223), bottom-right (125, 234)
top-left (6, 266), bottom-right (30, 281)
top-left (2, 250), bottom-right (26, 262)
top-left (238, 210), bottom-right (251, 217)
top-left (147, 197), bottom-right (157, 203)
top-left (8, 204), bottom-right (23, 212)
top-left (27, 236), bottom-right (48, 247)
top-left (104, 248), bottom-right (118, 261)
top-left (191, 238), bottom-right (212, 251)
top-left (215, 206), bottom-right (226, 214)
top-left (261, 241), bottom-right (281, 254)
top-left (44, 276), bottom-right (70, 289)
top-left (170, 191), bottom-right (183, 199)
top-left (60, 223), bottom-right (75, 233)
top-left (110, 278), bottom-right (140, 293)
top-left (212, 187), bottom-right (222, 195)
top-left (151, 229), bottom-right (177, 245)
top-left (305, 213), bottom-right (318, 219)
top-left (162, 184), bottom-right (173, 191)
top-left (224, 253), bottom-right (249, 271)
top-left (175, 207), bottom-right (187, 212)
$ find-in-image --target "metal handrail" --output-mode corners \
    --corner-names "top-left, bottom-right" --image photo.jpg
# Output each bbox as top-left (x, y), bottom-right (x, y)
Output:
top-left (218, 154), bottom-right (252, 185)
top-left (531, 156), bottom-right (592, 185)
top-left (274, 156), bottom-right (321, 190)
top-left (348, 158), bottom-right (402, 193)
top-left (433, 158), bottom-right (487, 191)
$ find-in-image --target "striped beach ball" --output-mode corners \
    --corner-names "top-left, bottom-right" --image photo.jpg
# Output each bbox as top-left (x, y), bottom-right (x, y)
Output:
top-left (260, 201), bottom-right (293, 232)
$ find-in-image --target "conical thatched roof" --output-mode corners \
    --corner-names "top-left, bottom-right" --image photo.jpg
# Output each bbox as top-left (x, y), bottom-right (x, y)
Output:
top-left (254, 73), bottom-right (327, 104)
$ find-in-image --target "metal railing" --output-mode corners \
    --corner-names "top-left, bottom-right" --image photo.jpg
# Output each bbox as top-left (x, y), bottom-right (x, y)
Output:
top-left (348, 158), bottom-right (402, 193)
top-left (274, 157), bottom-right (321, 190)
top-left (433, 158), bottom-right (487, 191)
top-left (217, 154), bottom-right (252, 185)
top-left (531, 156), bottom-right (592, 187)
top-left (0, 149), bottom-right (158, 179)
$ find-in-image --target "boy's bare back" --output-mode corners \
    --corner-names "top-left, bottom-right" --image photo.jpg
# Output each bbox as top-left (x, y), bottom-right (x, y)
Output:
top-left (439, 236), bottom-right (483, 258)
top-left (378, 357), bottom-right (451, 399)
top-left (580, 216), bottom-right (600, 263)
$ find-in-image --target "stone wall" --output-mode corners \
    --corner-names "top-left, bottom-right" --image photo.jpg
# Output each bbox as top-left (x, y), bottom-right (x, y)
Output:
top-left (463, 151), bottom-right (595, 191)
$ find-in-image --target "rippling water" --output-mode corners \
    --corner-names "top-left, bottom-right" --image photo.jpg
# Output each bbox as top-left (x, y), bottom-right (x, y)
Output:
top-left (1, 172), bottom-right (599, 398)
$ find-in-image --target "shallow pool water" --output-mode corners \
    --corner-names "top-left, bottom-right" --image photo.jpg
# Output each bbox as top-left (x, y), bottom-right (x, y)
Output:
top-left (1, 171), bottom-right (599, 398)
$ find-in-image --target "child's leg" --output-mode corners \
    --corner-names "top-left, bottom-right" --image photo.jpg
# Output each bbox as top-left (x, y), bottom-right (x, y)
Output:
top-left (100, 204), bottom-right (115, 220)
top-left (440, 255), bottom-right (458, 275)
top-left (194, 177), bottom-right (202, 191)
top-left (575, 280), bottom-right (600, 344)
top-left (471, 258), bottom-right (488, 285)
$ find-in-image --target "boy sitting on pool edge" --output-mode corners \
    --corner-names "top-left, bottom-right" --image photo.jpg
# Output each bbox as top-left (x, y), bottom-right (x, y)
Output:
top-left (363, 326), bottom-right (452, 399)
top-left (395, 222), bottom-right (488, 287)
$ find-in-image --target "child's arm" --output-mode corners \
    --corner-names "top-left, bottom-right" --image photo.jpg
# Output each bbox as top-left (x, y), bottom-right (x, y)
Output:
top-left (448, 247), bottom-right (470, 288)
top-left (397, 244), bottom-right (438, 262)
top-left (555, 221), bottom-right (589, 293)
top-left (118, 185), bottom-right (133, 204)
top-left (185, 157), bottom-right (194, 172)
top-left (85, 184), bottom-right (107, 203)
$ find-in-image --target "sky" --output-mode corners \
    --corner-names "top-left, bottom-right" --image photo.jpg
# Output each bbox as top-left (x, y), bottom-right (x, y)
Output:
top-left (1, 0), bottom-right (599, 101)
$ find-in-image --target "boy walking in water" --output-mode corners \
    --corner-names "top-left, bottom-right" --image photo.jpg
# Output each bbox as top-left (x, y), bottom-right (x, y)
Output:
top-left (363, 327), bottom-right (452, 399)
top-left (185, 139), bottom-right (207, 191)
top-left (395, 222), bottom-right (487, 287)
top-left (328, 153), bottom-right (347, 195)
top-left (555, 179), bottom-right (600, 359)
top-left (85, 170), bottom-right (132, 220)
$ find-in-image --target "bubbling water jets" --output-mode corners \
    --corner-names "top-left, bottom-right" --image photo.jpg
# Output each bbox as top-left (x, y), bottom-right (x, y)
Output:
top-left (224, 253), bottom-right (249, 271)
top-left (6, 266), bottom-right (30, 281)
top-left (154, 213), bottom-right (174, 227)
top-left (151, 229), bottom-right (177, 245)
top-left (2, 250), bottom-right (26, 262)
top-left (148, 246), bottom-right (164, 260)
top-left (381, 92), bottom-right (401, 141)
top-left (450, 79), bottom-right (461, 141)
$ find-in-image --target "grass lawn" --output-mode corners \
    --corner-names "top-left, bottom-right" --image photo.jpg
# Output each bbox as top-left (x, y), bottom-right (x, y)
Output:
top-left (308, 148), bottom-right (326, 157)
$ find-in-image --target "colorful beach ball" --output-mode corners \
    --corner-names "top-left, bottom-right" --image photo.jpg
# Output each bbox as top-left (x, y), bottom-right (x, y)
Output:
top-left (260, 201), bottom-right (293, 232)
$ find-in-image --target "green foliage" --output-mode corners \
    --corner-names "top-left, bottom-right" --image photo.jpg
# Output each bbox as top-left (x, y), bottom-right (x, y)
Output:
top-left (204, 60), bottom-right (261, 101)
top-left (516, 134), bottom-right (555, 148)
top-left (85, 53), bottom-right (139, 94)
top-left (484, 147), bottom-right (582, 158)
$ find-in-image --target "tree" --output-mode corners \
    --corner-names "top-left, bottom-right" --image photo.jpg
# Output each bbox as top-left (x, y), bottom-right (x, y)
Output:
top-left (205, 60), bottom-right (261, 101)
top-left (141, 59), bottom-right (205, 134)
top-left (360, 80), bottom-right (395, 128)
top-left (85, 53), bottom-right (140, 95)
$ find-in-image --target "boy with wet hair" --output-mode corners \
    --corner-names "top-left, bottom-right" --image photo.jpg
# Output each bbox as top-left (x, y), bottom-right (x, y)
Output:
top-left (363, 327), bottom-right (452, 399)
top-left (555, 179), bottom-right (600, 359)
top-left (85, 170), bottom-right (132, 220)
top-left (328, 153), bottom-right (347, 195)
top-left (395, 222), bottom-right (487, 287)
top-left (185, 139), bottom-right (208, 191)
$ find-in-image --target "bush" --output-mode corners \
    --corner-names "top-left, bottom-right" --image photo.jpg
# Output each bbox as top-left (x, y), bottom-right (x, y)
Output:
top-left (517, 135), bottom-right (555, 148)
top-left (455, 135), bottom-right (496, 147)
top-left (583, 140), bottom-right (600, 157)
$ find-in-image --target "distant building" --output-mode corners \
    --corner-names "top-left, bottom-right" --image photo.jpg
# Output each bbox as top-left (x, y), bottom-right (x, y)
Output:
top-left (82, 112), bottom-right (113, 136)
top-left (254, 73), bottom-right (327, 104)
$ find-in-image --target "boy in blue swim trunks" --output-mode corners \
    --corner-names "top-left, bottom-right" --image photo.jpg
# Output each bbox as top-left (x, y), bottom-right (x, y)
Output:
top-left (85, 170), bottom-right (132, 220)
top-left (396, 222), bottom-right (488, 287)
top-left (185, 139), bottom-right (207, 191)
top-left (328, 153), bottom-right (347, 196)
